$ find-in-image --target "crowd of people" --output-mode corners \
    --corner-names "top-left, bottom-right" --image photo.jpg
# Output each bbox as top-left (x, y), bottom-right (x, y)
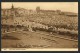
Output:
top-left (1, 9), bottom-right (78, 40)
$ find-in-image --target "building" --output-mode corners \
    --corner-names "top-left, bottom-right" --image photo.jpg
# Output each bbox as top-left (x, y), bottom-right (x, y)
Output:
top-left (1, 4), bottom-right (15, 25)
top-left (36, 6), bottom-right (78, 16)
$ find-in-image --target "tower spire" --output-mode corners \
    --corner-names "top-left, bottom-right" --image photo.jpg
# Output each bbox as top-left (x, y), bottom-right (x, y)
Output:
top-left (11, 3), bottom-right (14, 9)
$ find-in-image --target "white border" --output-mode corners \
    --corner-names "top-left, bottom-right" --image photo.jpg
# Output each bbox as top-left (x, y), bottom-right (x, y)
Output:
top-left (1, 48), bottom-right (78, 51)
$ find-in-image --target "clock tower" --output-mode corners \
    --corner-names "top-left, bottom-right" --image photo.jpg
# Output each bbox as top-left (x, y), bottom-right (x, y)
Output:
top-left (9, 4), bottom-right (15, 25)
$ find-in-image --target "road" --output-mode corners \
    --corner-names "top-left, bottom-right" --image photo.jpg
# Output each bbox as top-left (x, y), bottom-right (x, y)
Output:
top-left (1, 31), bottom-right (78, 48)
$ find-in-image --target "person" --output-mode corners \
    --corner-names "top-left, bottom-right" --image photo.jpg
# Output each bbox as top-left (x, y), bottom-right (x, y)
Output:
top-left (4, 29), bottom-right (5, 33)
top-left (7, 27), bottom-right (9, 32)
top-left (48, 26), bottom-right (53, 34)
top-left (15, 27), bottom-right (17, 31)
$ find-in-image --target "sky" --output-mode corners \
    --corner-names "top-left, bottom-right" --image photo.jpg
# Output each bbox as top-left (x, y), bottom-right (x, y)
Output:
top-left (1, 2), bottom-right (78, 13)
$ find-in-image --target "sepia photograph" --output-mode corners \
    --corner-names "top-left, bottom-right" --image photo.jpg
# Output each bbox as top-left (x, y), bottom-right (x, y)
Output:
top-left (1, 2), bottom-right (78, 51)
